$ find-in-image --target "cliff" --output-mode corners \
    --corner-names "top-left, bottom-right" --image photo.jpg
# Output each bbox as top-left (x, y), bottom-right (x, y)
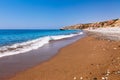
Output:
top-left (61, 19), bottom-right (120, 30)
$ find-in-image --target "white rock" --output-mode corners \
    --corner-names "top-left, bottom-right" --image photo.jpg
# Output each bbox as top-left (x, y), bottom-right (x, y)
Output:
top-left (117, 71), bottom-right (120, 74)
top-left (73, 77), bottom-right (77, 80)
top-left (80, 77), bottom-right (83, 80)
top-left (102, 77), bottom-right (105, 80)
top-left (113, 48), bottom-right (117, 50)
top-left (107, 69), bottom-right (110, 74)
top-left (105, 77), bottom-right (108, 80)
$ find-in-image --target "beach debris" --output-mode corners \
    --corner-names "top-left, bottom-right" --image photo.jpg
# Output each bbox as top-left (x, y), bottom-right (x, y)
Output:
top-left (113, 47), bottom-right (117, 50)
top-left (102, 77), bottom-right (107, 80)
top-left (91, 64), bottom-right (94, 65)
top-left (102, 77), bottom-right (105, 80)
top-left (80, 77), bottom-right (83, 80)
top-left (73, 77), bottom-right (77, 80)
top-left (102, 76), bottom-right (108, 80)
top-left (117, 71), bottom-right (120, 74)
top-left (90, 72), bottom-right (92, 74)
top-left (115, 71), bottom-right (120, 74)
top-left (106, 69), bottom-right (110, 76)
top-left (105, 77), bottom-right (108, 80)
top-left (93, 77), bottom-right (97, 80)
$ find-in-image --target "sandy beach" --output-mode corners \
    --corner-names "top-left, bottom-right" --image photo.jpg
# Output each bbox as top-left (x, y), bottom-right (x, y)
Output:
top-left (0, 0), bottom-right (120, 80)
top-left (0, 34), bottom-right (84, 80)
top-left (9, 32), bottom-right (120, 80)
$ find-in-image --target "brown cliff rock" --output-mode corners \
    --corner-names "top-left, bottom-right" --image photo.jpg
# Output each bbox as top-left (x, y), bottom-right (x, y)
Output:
top-left (61, 19), bottom-right (120, 30)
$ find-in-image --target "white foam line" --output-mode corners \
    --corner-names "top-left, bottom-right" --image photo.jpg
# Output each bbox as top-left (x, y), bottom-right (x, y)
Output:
top-left (0, 32), bottom-right (83, 58)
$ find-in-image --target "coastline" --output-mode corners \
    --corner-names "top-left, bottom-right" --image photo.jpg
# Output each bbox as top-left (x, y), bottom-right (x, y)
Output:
top-left (0, 34), bottom-right (84, 80)
top-left (9, 32), bottom-right (120, 80)
top-left (0, 30), bottom-right (82, 58)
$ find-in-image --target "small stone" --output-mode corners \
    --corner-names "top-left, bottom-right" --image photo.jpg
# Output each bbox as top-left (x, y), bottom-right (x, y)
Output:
top-left (80, 77), bottom-right (83, 80)
top-left (102, 77), bottom-right (105, 80)
top-left (90, 72), bottom-right (92, 74)
top-left (93, 77), bottom-right (97, 80)
top-left (117, 71), bottom-right (120, 74)
top-left (113, 48), bottom-right (117, 50)
top-left (107, 69), bottom-right (110, 74)
top-left (73, 77), bottom-right (77, 80)
top-left (105, 77), bottom-right (108, 80)
top-left (91, 64), bottom-right (94, 65)
top-left (106, 73), bottom-right (109, 76)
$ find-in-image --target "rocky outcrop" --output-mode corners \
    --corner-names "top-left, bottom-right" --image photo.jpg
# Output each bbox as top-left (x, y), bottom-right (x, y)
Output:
top-left (61, 19), bottom-right (120, 30)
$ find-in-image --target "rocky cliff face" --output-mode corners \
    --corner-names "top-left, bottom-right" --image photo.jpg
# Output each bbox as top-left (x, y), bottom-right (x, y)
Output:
top-left (61, 19), bottom-right (120, 30)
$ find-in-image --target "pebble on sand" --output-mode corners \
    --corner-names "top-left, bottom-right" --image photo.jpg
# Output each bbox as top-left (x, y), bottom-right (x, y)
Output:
top-left (73, 77), bottom-right (77, 80)
top-left (102, 77), bottom-right (105, 80)
top-left (113, 48), bottom-right (117, 50)
top-left (106, 69), bottom-right (110, 75)
top-left (117, 71), bottom-right (120, 74)
top-left (80, 77), bottom-right (83, 80)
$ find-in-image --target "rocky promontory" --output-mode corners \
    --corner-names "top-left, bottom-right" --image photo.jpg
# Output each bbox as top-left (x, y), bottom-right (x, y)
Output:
top-left (61, 19), bottom-right (120, 30)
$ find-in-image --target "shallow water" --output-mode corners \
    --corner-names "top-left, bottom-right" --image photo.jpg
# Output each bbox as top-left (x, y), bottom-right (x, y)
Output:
top-left (0, 34), bottom-right (85, 80)
top-left (0, 29), bottom-right (82, 58)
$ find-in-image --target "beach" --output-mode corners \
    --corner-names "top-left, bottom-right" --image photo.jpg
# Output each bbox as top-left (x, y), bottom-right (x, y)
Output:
top-left (0, 34), bottom-right (84, 80)
top-left (0, 0), bottom-right (120, 80)
top-left (9, 29), bottom-right (120, 80)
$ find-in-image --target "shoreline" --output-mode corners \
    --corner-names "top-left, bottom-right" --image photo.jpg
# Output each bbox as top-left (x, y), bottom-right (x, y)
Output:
top-left (9, 32), bottom-right (120, 80)
top-left (0, 34), bottom-right (84, 80)
top-left (0, 31), bottom-right (83, 58)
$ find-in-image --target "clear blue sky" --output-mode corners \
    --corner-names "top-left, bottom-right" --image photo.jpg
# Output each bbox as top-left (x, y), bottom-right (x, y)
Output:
top-left (0, 0), bottom-right (120, 29)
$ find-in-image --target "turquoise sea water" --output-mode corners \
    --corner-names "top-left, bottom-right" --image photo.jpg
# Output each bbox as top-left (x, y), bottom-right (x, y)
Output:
top-left (0, 29), bottom-right (83, 57)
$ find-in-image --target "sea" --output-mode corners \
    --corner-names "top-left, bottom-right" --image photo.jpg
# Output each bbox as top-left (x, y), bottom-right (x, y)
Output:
top-left (0, 29), bottom-right (83, 58)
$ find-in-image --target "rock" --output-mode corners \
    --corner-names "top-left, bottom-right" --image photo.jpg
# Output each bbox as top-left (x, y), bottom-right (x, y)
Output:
top-left (117, 71), bottom-right (120, 74)
top-left (61, 19), bottom-right (120, 30)
top-left (91, 64), bottom-right (94, 65)
top-left (90, 72), bottom-right (92, 74)
top-left (73, 77), bottom-right (77, 80)
top-left (80, 77), bottom-right (83, 80)
top-left (105, 77), bottom-right (108, 80)
top-left (93, 77), bottom-right (97, 80)
top-left (114, 71), bottom-right (120, 74)
top-left (113, 48), bottom-right (117, 50)
top-left (106, 69), bottom-right (110, 75)
top-left (102, 77), bottom-right (105, 80)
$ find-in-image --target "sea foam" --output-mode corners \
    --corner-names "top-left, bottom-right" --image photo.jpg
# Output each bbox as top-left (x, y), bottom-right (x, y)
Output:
top-left (0, 32), bottom-right (83, 58)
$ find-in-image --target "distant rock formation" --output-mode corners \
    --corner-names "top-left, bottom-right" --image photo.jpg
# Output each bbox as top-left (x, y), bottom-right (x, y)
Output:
top-left (61, 19), bottom-right (120, 30)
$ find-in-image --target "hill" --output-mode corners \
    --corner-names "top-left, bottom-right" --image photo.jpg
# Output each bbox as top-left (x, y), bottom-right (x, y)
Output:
top-left (61, 19), bottom-right (120, 30)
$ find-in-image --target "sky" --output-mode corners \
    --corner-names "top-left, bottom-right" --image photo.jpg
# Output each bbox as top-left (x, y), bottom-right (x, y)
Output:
top-left (0, 0), bottom-right (120, 29)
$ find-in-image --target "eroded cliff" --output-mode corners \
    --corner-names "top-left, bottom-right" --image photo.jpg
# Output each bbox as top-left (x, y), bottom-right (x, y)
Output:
top-left (61, 19), bottom-right (120, 30)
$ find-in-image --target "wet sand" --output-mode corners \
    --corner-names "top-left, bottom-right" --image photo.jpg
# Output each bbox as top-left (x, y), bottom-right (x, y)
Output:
top-left (0, 35), bottom-right (84, 80)
top-left (10, 34), bottom-right (120, 80)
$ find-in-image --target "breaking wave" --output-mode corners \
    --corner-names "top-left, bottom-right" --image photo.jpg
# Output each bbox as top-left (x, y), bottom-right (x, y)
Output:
top-left (0, 32), bottom-right (83, 58)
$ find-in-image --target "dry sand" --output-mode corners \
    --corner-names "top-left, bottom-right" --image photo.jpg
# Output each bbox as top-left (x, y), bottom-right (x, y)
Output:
top-left (10, 35), bottom-right (120, 80)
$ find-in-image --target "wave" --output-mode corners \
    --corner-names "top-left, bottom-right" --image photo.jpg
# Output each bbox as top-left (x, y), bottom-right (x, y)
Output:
top-left (0, 32), bottom-right (83, 58)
